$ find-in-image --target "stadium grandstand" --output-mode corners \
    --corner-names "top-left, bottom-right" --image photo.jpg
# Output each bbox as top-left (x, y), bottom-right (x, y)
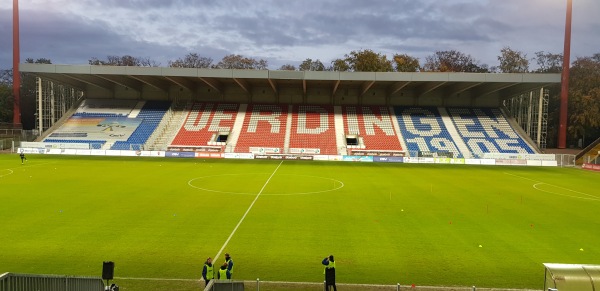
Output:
top-left (19, 64), bottom-right (560, 161)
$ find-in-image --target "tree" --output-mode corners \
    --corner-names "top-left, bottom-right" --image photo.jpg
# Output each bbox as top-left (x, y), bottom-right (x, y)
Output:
top-left (344, 49), bottom-right (393, 72)
top-left (422, 50), bottom-right (487, 72)
top-left (566, 54), bottom-right (600, 146)
top-left (0, 78), bottom-right (11, 123)
top-left (529, 51), bottom-right (563, 147)
top-left (89, 55), bottom-right (159, 67)
top-left (533, 51), bottom-right (563, 73)
top-left (25, 58), bottom-right (51, 65)
top-left (214, 54), bottom-right (268, 70)
top-left (278, 64), bottom-right (296, 71)
top-left (299, 58), bottom-right (325, 71)
top-left (392, 54), bottom-right (420, 72)
top-left (497, 47), bottom-right (529, 73)
top-left (168, 53), bottom-right (213, 68)
top-left (330, 58), bottom-right (350, 72)
top-left (0, 68), bottom-right (11, 85)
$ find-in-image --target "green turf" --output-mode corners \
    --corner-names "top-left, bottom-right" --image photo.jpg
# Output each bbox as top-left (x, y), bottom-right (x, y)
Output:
top-left (1, 154), bottom-right (599, 290)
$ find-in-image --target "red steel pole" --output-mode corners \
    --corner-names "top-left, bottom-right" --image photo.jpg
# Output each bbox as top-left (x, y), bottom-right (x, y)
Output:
top-left (12, 0), bottom-right (21, 126)
top-left (558, 0), bottom-right (572, 148)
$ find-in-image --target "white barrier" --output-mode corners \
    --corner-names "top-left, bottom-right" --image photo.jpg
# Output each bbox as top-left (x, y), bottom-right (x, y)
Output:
top-left (15, 147), bottom-right (562, 167)
top-left (483, 153), bottom-right (556, 161)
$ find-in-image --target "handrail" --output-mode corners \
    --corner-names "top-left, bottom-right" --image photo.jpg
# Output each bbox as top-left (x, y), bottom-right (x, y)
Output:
top-left (576, 137), bottom-right (600, 160)
top-left (0, 272), bottom-right (104, 291)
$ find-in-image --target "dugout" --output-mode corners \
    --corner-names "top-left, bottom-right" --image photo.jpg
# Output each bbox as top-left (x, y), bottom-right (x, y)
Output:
top-left (544, 263), bottom-right (600, 291)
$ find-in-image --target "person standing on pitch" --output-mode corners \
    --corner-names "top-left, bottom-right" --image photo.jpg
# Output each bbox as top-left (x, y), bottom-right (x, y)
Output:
top-left (20, 152), bottom-right (27, 164)
top-left (202, 257), bottom-right (214, 287)
top-left (322, 255), bottom-right (337, 291)
top-left (224, 253), bottom-right (234, 278)
top-left (217, 262), bottom-right (231, 280)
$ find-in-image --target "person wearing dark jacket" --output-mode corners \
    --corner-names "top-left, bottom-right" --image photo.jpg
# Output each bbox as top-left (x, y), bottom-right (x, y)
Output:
top-left (202, 257), bottom-right (214, 287)
top-left (322, 255), bottom-right (337, 291)
top-left (217, 262), bottom-right (231, 280)
top-left (224, 253), bottom-right (234, 278)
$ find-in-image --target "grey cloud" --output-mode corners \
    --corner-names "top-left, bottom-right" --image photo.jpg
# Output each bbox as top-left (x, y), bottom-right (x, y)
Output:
top-left (2, 0), bottom-right (599, 71)
top-left (0, 8), bottom-right (228, 68)
top-left (0, 9), bottom-right (12, 69)
top-left (212, 2), bottom-right (497, 51)
top-left (79, 0), bottom-right (179, 10)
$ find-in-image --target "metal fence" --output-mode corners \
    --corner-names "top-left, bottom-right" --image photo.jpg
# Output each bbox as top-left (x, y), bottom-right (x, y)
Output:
top-left (584, 155), bottom-right (599, 165)
top-left (555, 154), bottom-right (576, 167)
top-left (0, 139), bottom-right (14, 151)
top-left (0, 272), bottom-right (104, 291)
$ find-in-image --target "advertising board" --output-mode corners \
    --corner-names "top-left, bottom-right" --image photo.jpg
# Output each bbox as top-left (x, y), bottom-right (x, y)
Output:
top-left (166, 151), bottom-right (196, 158)
top-left (373, 156), bottom-right (404, 163)
top-left (342, 156), bottom-right (373, 162)
top-left (224, 153), bottom-right (255, 159)
top-left (582, 163), bottom-right (600, 172)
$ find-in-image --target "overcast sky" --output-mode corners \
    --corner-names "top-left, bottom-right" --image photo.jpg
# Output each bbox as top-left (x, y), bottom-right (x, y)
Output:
top-left (1, 0), bottom-right (599, 70)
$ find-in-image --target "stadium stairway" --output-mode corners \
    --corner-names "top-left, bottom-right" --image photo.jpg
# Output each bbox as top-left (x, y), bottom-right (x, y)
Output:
top-left (447, 107), bottom-right (535, 157)
top-left (145, 107), bottom-right (174, 150)
top-left (168, 103), bottom-right (240, 151)
top-left (110, 101), bottom-right (171, 150)
top-left (233, 104), bottom-right (288, 154)
top-left (34, 98), bottom-right (84, 142)
top-left (438, 107), bottom-right (473, 158)
top-left (283, 104), bottom-right (293, 153)
top-left (224, 104), bottom-right (248, 153)
top-left (576, 137), bottom-right (600, 165)
top-left (394, 106), bottom-right (463, 158)
top-left (389, 107), bottom-right (409, 154)
top-left (127, 101), bottom-right (146, 118)
top-left (342, 106), bottom-right (404, 155)
top-left (334, 106), bottom-right (347, 155)
top-left (500, 107), bottom-right (542, 153)
top-left (288, 105), bottom-right (337, 155)
top-left (146, 102), bottom-right (191, 150)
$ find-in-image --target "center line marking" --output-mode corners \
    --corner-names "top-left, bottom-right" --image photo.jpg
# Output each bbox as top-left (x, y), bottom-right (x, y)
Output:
top-left (213, 160), bottom-right (284, 261)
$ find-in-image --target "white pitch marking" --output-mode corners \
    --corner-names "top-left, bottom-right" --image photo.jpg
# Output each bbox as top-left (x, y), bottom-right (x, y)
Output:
top-left (504, 172), bottom-right (599, 201)
top-left (0, 169), bottom-right (14, 178)
top-left (188, 173), bottom-right (344, 196)
top-left (533, 183), bottom-right (600, 201)
top-left (213, 160), bottom-right (284, 262)
top-left (1, 162), bottom-right (56, 178)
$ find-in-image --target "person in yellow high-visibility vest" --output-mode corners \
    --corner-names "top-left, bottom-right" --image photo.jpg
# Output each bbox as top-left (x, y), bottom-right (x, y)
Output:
top-left (217, 263), bottom-right (231, 280)
top-left (202, 257), bottom-right (214, 287)
top-left (322, 255), bottom-right (337, 291)
top-left (224, 253), bottom-right (234, 278)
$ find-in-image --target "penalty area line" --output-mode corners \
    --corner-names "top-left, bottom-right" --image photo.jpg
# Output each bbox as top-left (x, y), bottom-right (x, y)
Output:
top-left (213, 160), bottom-right (284, 261)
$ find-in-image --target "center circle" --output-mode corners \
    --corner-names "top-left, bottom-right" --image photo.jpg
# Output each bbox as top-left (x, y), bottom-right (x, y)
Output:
top-left (188, 173), bottom-right (344, 196)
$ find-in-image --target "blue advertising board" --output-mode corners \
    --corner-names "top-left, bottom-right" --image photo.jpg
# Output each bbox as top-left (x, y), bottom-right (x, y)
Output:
top-left (373, 156), bottom-right (404, 163)
top-left (165, 151), bottom-right (196, 158)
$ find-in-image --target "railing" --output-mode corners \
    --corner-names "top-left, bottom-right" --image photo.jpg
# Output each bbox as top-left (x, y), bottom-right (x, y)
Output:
top-left (0, 272), bottom-right (104, 291)
top-left (0, 139), bottom-right (16, 151)
top-left (556, 154), bottom-right (576, 167)
top-left (0, 123), bottom-right (23, 130)
top-left (0, 129), bottom-right (22, 137)
top-left (576, 137), bottom-right (600, 161)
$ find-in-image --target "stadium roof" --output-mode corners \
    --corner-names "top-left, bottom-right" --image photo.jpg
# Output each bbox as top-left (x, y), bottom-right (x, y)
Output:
top-left (20, 63), bottom-right (561, 104)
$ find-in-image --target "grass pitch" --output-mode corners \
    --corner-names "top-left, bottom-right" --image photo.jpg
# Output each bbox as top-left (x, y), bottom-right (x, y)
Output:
top-left (1, 154), bottom-right (599, 290)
